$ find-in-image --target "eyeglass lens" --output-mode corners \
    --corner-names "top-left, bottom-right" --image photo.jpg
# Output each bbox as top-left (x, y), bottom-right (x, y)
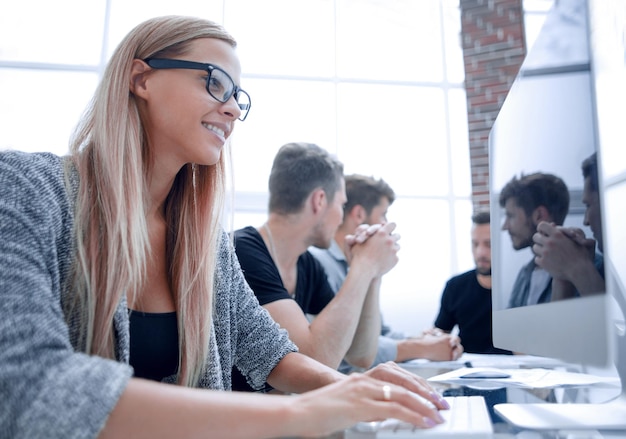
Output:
top-left (208, 68), bottom-right (251, 121)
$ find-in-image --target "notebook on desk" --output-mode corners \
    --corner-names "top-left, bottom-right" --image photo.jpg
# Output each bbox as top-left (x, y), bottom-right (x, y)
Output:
top-left (346, 395), bottom-right (493, 438)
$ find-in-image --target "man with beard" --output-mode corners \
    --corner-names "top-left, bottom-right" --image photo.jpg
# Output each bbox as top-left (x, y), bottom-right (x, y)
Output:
top-left (430, 211), bottom-right (511, 354)
top-left (499, 172), bottom-right (570, 308)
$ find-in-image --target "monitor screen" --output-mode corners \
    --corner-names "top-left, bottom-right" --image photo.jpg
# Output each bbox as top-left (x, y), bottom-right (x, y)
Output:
top-left (489, 0), bottom-right (625, 378)
top-left (590, 0), bottom-right (626, 383)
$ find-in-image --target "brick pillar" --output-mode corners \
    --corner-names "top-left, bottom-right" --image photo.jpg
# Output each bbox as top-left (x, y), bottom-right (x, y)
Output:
top-left (460, 0), bottom-right (527, 211)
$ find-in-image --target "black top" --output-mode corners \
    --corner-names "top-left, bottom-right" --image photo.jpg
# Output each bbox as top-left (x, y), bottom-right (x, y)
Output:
top-left (233, 226), bottom-right (335, 312)
top-left (129, 310), bottom-right (179, 381)
top-left (434, 270), bottom-right (511, 355)
top-left (231, 226), bottom-right (336, 391)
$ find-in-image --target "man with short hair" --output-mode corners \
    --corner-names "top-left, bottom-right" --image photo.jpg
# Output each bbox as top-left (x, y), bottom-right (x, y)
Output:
top-left (431, 211), bottom-right (511, 354)
top-left (499, 172), bottom-right (570, 308)
top-left (232, 143), bottom-right (400, 391)
top-left (310, 174), bottom-right (463, 373)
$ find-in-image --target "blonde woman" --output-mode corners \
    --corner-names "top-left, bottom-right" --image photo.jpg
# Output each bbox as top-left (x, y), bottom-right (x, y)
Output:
top-left (0, 15), bottom-right (448, 438)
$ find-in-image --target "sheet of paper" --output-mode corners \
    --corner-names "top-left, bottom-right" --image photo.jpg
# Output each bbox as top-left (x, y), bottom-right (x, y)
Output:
top-left (400, 353), bottom-right (569, 371)
top-left (428, 366), bottom-right (621, 389)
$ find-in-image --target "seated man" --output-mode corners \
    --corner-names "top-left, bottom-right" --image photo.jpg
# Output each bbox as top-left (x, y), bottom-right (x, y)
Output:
top-left (309, 174), bottom-right (463, 373)
top-left (430, 211), bottom-right (511, 354)
top-left (232, 143), bottom-right (400, 390)
top-left (533, 152), bottom-right (605, 300)
top-left (498, 172), bottom-right (570, 308)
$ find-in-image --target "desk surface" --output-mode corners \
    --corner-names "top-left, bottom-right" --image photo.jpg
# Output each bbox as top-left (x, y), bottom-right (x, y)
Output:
top-left (333, 353), bottom-right (624, 439)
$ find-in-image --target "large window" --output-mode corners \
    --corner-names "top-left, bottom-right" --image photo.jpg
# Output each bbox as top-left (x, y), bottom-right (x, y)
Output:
top-left (1, 0), bottom-right (480, 334)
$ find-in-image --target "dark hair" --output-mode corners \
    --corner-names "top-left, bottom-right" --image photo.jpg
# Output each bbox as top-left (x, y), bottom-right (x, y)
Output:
top-left (268, 142), bottom-right (344, 214)
top-left (472, 210), bottom-right (490, 225)
top-left (498, 172), bottom-right (570, 225)
top-left (582, 152), bottom-right (599, 192)
top-left (343, 174), bottom-right (395, 216)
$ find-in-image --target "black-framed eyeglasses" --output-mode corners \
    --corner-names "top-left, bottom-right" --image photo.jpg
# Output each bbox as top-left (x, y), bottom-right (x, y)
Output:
top-left (144, 58), bottom-right (251, 121)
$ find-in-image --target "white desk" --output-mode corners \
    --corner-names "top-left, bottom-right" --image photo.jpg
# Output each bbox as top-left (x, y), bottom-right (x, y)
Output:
top-left (336, 353), bottom-right (624, 439)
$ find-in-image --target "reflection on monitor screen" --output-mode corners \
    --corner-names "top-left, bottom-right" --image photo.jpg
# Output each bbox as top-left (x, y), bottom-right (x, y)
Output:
top-left (489, 0), bottom-right (626, 429)
top-left (490, 0), bottom-right (599, 312)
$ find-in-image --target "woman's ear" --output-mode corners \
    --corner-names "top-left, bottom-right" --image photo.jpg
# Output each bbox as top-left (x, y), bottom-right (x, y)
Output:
top-left (129, 59), bottom-right (150, 98)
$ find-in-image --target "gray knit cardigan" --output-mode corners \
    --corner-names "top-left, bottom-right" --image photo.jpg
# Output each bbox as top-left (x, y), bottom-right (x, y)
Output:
top-left (0, 150), bottom-right (297, 439)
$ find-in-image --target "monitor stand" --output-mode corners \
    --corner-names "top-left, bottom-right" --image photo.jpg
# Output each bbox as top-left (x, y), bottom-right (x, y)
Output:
top-left (495, 283), bottom-right (626, 431)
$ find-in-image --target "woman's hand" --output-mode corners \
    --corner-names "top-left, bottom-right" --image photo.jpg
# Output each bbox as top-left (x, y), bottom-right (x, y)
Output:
top-left (363, 361), bottom-right (449, 410)
top-left (285, 372), bottom-right (446, 438)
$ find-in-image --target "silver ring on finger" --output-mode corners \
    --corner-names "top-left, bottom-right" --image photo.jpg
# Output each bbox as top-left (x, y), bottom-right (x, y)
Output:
top-left (382, 385), bottom-right (391, 401)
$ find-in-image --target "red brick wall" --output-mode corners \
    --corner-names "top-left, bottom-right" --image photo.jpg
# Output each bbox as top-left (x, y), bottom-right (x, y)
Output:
top-left (460, 0), bottom-right (526, 210)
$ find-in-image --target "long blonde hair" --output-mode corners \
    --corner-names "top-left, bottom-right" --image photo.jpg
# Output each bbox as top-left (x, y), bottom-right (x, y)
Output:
top-left (68, 16), bottom-right (237, 387)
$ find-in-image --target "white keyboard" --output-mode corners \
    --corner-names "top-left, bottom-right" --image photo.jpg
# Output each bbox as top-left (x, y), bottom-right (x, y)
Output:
top-left (347, 396), bottom-right (493, 438)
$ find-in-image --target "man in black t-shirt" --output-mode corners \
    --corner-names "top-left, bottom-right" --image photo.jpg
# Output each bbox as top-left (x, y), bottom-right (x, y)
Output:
top-left (430, 211), bottom-right (511, 355)
top-left (232, 143), bottom-right (401, 391)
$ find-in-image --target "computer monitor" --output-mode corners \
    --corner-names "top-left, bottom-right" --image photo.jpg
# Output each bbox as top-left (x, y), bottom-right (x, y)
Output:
top-left (488, 0), bottom-right (626, 429)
